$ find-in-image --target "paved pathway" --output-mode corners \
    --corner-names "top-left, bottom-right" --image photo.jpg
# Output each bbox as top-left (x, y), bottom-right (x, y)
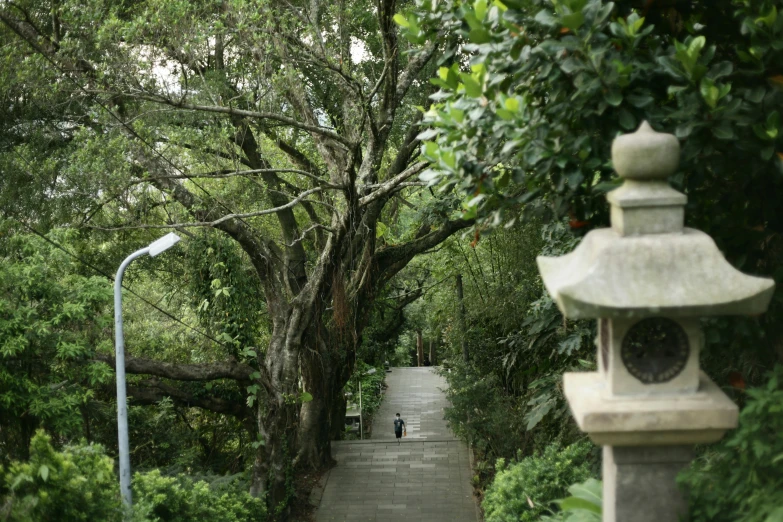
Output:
top-left (314, 367), bottom-right (477, 522)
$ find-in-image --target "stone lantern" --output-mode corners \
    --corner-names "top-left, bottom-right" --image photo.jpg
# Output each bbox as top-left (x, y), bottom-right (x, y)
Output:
top-left (536, 122), bottom-right (775, 522)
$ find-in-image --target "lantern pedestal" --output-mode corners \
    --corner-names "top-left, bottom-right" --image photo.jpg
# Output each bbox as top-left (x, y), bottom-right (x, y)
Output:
top-left (563, 371), bottom-right (738, 446)
top-left (603, 445), bottom-right (692, 522)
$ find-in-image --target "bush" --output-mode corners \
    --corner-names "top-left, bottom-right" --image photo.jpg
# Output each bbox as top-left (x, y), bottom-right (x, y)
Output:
top-left (0, 431), bottom-right (266, 522)
top-left (482, 440), bottom-right (595, 522)
top-left (543, 478), bottom-right (602, 522)
top-left (679, 364), bottom-right (783, 522)
top-left (132, 470), bottom-right (266, 522)
top-left (0, 431), bottom-right (122, 522)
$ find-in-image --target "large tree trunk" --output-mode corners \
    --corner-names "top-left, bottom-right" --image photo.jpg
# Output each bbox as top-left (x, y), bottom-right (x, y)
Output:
top-left (249, 309), bottom-right (310, 517)
top-left (298, 330), bottom-right (339, 469)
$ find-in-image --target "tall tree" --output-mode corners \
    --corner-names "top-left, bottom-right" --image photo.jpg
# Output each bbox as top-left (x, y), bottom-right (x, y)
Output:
top-left (0, 0), bottom-right (472, 510)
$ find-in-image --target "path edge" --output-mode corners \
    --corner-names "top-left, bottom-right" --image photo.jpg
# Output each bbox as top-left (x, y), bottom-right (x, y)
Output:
top-left (468, 443), bottom-right (484, 522)
top-left (308, 467), bottom-right (331, 510)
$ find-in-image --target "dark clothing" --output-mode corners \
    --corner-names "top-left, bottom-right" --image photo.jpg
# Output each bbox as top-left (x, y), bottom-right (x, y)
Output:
top-left (393, 417), bottom-right (405, 436)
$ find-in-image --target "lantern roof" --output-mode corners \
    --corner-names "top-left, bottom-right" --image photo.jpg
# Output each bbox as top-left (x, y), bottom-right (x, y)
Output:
top-left (537, 122), bottom-right (774, 320)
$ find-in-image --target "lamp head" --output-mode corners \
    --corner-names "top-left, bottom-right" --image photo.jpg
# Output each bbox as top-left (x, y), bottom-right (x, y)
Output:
top-left (148, 232), bottom-right (181, 257)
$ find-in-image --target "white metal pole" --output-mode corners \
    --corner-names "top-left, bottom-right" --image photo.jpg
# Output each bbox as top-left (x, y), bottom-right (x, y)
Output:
top-left (114, 247), bottom-right (150, 512)
top-left (359, 380), bottom-right (363, 440)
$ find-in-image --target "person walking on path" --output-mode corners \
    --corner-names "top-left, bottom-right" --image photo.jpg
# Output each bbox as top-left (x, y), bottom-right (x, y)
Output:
top-left (393, 413), bottom-right (406, 444)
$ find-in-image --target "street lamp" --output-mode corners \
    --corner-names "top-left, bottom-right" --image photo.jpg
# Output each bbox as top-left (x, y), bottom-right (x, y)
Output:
top-left (359, 368), bottom-right (377, 440)
top-left (114, 232), bottom-right (181, 511)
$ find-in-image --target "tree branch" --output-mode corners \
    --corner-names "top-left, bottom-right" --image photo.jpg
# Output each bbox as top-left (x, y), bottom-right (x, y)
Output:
top-left (95, 354), bottom-right (256, 382)
top-left (359, 162), bottom-right (428, 206)
top-left (376, 218), bottom-right (475, 278)
top-left (395, 37), bottom-right (440, 106)
top-left (127, 379), bottom-right (251, 419)
top-left (131, 94), bottom-right (353, 148)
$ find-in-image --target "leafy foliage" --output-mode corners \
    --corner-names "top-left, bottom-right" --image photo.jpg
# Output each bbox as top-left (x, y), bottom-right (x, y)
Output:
top-left (482, 441), bottom-right (596, 522)
top-left (132, 470), bottom-right (266, 522)
top-left (185, 233), bottom-right (266, 354)
top-left (343, 362), bottom-right (386, 438)
top-left (0, 431), bottom-right (266, 522)
top-left (403, 0), bottom-right (783, 230)
top-left (433, 221), bottom-right (592, 473)
top-left (679, 364), bottom-right (783, 522)
top-left (0, 228), bottom-right (113, 463)
top-left (0, 431), bottom-right (121, 521)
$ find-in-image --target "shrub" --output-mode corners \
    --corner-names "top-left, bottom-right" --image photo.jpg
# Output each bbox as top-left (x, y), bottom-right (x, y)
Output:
top-left (0, 430), bottom-right (122, 522)
top-left (482, 440), bottom-right (595, 522)
top-left (0, 431), bottom-right (266, 522)
top-left (132, 470), bottom-right (266, 522)
top-left (679, 364), bottom-right (783, 522)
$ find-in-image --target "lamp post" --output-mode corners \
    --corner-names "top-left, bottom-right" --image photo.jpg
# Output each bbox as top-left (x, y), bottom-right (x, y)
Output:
top-left (114, 232), bottom-right (181, 511)
top-left (359, 368), bottom-right (377, 440)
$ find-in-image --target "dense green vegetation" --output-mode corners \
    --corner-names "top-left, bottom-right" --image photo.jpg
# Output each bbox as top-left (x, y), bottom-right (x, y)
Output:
top-left (482, 441), bottom-right (594, 522)
top-left (1, 431), bottom-right (266, 522)
top-left (1, 0), bottom-right (783, 520)
top-left (680, 364), bottom-right (783, 522)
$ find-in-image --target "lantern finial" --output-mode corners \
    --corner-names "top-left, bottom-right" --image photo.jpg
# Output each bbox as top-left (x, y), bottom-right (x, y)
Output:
top-left (612, 121), bottom-right (680, 180)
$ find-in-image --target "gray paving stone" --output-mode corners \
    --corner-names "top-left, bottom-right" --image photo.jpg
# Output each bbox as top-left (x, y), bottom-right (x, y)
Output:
top-left (314, 368), bottom-right (478, 522)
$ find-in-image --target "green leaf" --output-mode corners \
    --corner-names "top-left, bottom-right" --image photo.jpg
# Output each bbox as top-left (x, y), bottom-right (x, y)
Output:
top-left (469, 28), bottom-right (492, 43)
top-left (300, 392), bottom-right (313, 403)
top-left (708, 61), bottom-right (733, 80)
top-left (392, 13), bottom-right (410, 28)
top-left (618, 109), bottom-right (636, 130)
top-left (561, 12), bottom-right (585, 31)
top-left (767, 111), bottom-right (780, 131)
top-left (667, 85), bottom-right (688, 96)
top-left (39, 464), bottom-right (49, 482)
top-left (560, 57), bottom-right (581, 74)
top-left (754, 124), bottom-right (773, 141)
top-left (688, 36), bottom-right (706, 60)
top-left (626, 93), bottom-right (654, 108)
top-left (700, 77), bottom-right (720, 108)
top-left (460, 73), bottom-right (483, 98)
top-left (712, 124), bottom-right (734, 140)
top-left (603, 90), bottom-right (622, 107)
top-left (755, 6), bottom-right (777, 27)
top-left (568, 478), bottom-right (603, 505)
top-left (745, 86), bottom-right (766, 104)
top-left (504, 97), bottom-right (520, 112)
top-left (475, 0), bottom-right (488, 20)
top-left (594, 2), bottom-right (615, 26)
top-left (558, 496), bottom-right (601, 513)
top-left (534, 9), bottom-right (557, 27)
top-left (419, 169), bottom-right (441, 183)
